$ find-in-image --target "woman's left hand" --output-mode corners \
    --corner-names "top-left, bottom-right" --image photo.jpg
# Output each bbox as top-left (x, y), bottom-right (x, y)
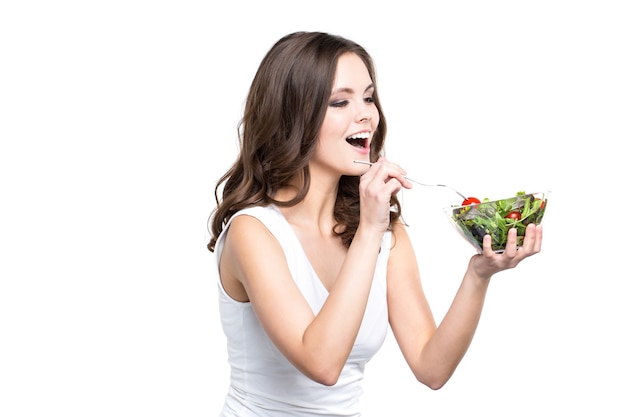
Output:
top-left (468, 223), bottom-right (543, 279)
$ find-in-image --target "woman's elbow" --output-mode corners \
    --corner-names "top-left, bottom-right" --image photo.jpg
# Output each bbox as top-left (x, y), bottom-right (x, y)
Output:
top-left (300, 361), bottom-right (343, 386)
top-left (416, 371), bottom-right (453, 391)
top-left (424, 379), bottom-right (447, 391)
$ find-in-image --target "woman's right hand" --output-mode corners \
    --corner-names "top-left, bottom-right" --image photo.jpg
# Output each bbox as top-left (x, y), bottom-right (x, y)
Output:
top-left (357, 157), bottom-right (413, 233)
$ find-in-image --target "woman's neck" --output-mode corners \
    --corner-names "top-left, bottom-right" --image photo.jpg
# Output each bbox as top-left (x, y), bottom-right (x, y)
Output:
top-left (275, 174), bottom-right (340, 235)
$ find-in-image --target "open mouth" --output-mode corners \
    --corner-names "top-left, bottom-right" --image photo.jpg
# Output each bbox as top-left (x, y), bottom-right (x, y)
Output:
top-left (346, 132), bottom-right (369, 149)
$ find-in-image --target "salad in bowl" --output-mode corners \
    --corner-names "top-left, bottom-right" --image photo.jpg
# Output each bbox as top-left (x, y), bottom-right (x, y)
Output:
top-left (445, 191), bottom-right (549, 253)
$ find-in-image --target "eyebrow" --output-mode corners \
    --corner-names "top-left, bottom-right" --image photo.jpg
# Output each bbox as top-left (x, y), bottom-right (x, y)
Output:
top-left (331, 83), bottom-right (375, 95)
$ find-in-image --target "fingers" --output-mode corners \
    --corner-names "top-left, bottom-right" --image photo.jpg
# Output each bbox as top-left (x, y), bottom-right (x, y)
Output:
top-left (481, 233), bottom-right (494, 256)
top-left (503, 227), bottom-right (519, 257)
top-left (520, 224), bottom-right (542, 255)
top-left (361, 158), bottom-right (412, 191)
top-left (477, 224), bottom-right (543, 276)
top-left (358, 158), bottom-right (412, 231)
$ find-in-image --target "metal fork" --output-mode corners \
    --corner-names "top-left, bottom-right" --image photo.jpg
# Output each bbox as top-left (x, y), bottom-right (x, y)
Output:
top-left (353, 160), bottom-right (467, 200)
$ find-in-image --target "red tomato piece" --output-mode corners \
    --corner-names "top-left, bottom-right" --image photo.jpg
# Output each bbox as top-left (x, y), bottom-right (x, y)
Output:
top-left (505, 211), bottom-right (521, 220)
top-left (462, 197), bottom-right (481, 206)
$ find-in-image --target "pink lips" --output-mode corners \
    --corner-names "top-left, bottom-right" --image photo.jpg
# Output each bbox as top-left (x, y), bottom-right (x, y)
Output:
top-left (352, 143), bottom-right (370, 155)
top-left (346, 130), bottom-right (370, 155)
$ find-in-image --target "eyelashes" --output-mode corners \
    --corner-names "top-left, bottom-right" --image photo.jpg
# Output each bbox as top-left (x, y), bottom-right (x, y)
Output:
top-left (329, 100), bottom-right (348, 108)
top-left (329, 97), bottom-right (375, 108)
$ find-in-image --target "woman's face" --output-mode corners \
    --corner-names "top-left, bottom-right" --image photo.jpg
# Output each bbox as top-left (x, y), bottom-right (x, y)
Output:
top-left (311, 52), bottom-right (380, 179)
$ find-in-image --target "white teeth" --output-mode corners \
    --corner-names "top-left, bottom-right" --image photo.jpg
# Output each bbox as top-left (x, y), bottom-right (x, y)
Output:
top-left (346, 132), bottom-right (370, 140)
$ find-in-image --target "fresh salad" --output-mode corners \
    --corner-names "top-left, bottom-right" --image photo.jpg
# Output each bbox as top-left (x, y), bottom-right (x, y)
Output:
top-left (450, 191), bottom-right (548, 252)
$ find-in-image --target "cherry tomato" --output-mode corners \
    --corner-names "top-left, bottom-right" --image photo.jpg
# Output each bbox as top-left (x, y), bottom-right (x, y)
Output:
top-left (462, 197), bottom-right (481, 206)
top-left (505, 211), bottom-right (521, 220)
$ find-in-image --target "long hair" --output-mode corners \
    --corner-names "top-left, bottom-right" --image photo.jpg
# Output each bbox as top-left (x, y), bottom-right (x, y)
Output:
top-left (207, 31), bottom-right (402, 252)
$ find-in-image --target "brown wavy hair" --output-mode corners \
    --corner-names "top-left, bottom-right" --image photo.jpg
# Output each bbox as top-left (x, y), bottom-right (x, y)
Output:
top-left (207, 31), bottom-right (402, 252)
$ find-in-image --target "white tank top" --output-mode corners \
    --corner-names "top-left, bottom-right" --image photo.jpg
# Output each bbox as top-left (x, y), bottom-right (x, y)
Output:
top-left (213, 205), bottom-right (391, 416)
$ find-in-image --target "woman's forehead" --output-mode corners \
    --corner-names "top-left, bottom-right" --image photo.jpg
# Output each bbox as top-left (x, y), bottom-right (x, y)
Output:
top-left (331, 53), bottom-right (373, 93)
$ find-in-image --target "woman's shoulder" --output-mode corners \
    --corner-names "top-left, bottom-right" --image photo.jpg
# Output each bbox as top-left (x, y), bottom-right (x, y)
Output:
top-left (214, 205), bottom-right (270, 255)
top-left (232, 204), bottom-right (277, 217)
top-left (216, 205), bottom-right (285, 252)
top-left (229, 204), bottom-right (284, 228)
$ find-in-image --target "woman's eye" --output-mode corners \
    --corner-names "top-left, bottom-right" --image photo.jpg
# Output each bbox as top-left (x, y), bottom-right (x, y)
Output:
top-left (329, 100), bottom-right (348, 108)
top-left (365, 96), bottom-right (375, 103)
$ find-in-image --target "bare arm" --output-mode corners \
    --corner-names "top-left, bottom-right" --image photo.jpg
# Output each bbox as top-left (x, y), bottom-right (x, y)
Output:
top-left (388, 222), bottom-right (543, 389)
top-left (221, 214), bottom-right (384, 385)
top-left (220, 161), bottom-right (412, 385)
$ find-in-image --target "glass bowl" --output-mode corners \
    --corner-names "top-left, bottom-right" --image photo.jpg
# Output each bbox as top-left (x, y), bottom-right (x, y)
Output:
top-left (444, 191), bottom-right (549, 253)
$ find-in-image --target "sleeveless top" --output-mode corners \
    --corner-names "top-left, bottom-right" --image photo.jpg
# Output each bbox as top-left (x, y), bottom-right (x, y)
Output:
top-left (213, 205), bottom-right (391, 416)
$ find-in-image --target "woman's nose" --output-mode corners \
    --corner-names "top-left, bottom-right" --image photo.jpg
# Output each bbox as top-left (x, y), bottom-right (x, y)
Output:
top-left (357, 109), bottom-right (372, 122)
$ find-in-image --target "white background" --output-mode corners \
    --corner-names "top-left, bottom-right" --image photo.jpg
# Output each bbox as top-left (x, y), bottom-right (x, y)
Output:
top-left (1, 1), bottom-right (625, 416)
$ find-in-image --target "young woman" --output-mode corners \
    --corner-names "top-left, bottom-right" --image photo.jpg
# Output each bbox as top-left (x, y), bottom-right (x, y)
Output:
top-left (208, 31), bottom-right (542, 417)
